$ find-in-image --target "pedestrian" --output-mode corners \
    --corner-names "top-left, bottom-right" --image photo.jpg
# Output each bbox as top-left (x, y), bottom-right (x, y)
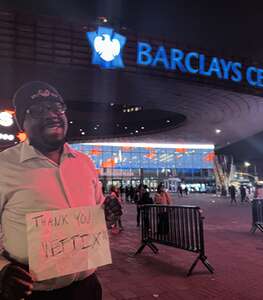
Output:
top-left (240, 185), bottom-right (246, 203)
top-left (125, 185), bottom-right (130, 202)
top-left (130, 185), bottom-right (135, 203)
top-left (184, 186), bottom-right (189, 196)
top-left (0, 81), bottom-right (114, 300)
top-left (136, 185), bottom-right (153, 227)
top-left (177, 184), bottom-right (183, 197)
top-left (229, 184), bottom-right (237, 204)
top-left (154, 183), bottom-right (172, 205)
top-left (107, 185), bottom-right (123, 232)
top-left (120, 184), bottom-right (124, 195)
top-left (154, 183), bottom-right (171, 235)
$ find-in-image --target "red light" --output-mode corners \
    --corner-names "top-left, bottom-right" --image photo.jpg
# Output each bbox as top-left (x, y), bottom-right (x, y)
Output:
top-left (4, 109), bottom-right (15, 115)
top-left (16, 132), bottom-right (27, 142)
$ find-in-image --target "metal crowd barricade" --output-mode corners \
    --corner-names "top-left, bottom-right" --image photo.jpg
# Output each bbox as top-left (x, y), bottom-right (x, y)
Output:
top-left (251, 199), bottom-right (263, 233)
top-left (135, 204), bottom-right (214, 276)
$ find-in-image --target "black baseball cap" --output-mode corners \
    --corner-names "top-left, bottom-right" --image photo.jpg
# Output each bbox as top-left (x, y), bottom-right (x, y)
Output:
top-left (12, 81), bottom-right (64, 130)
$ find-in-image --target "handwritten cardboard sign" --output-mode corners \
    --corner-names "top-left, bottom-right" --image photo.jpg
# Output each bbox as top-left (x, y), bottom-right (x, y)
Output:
top-left (26, 206), bottom-right (112, 281)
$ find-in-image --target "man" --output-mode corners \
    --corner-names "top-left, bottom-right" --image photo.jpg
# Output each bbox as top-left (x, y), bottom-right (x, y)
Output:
top-left (240, 185), bottom-right (246, 203)
top-left (229, 184), bottom-right (237, 205)
top-left (136, 185), bottom-right (153, 227)
top-left (177, 184), bottom-right (183, 197)
top-left (0, 81), bottom-right (105, 300)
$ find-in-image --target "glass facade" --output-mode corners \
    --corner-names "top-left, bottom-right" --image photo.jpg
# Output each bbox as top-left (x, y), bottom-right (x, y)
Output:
top-left (70, 143), bottom-right (215, 191)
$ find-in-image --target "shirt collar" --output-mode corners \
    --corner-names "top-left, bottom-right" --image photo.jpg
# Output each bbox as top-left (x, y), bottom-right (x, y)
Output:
top-left (63, 143), bottom-right (77, 158)
top-left (19, 140), bottom-right (76, 163)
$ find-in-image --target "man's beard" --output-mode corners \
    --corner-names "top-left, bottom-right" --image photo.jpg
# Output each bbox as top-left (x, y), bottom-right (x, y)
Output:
top-left (29, 136), bottom-right (66, 153)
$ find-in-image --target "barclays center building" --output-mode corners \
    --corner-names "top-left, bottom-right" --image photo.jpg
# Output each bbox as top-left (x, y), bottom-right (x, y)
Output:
top-left (1, 8), bottom-right (262, 191)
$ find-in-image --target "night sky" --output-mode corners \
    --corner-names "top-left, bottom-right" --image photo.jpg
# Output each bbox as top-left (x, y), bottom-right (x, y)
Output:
top-left (0, 0), bottom-right (263, 61)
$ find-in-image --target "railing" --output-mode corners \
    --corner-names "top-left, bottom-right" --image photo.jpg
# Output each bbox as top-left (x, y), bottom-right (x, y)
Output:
top-left (135, 204), bottom-right (214, 276)
top-left (251, 199), bottom-right (263, 233)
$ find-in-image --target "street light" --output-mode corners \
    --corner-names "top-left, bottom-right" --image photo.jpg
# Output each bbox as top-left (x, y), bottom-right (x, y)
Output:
top-left (244, 162), bottom-right (251, 167)
top-left (244, 161), bottom-right (251, 175)
top-left (244, 162), bottom-right (257, 177)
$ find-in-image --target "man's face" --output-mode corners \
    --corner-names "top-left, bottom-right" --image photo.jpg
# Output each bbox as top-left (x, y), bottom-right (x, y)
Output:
top-left (23, 100), bottom-right (68, 152)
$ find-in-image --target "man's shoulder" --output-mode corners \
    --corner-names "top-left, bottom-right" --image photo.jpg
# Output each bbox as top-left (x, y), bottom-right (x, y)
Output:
top-left (0, 143), bottom-right (22, 162)
top-left (69, 147), bottom-right (90, 160)
top-left (67, 146), bottom-right (96, 167)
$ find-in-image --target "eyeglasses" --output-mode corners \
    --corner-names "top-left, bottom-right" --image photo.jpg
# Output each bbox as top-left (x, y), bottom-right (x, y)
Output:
top-left (26, 102), bottom-right (67, 118)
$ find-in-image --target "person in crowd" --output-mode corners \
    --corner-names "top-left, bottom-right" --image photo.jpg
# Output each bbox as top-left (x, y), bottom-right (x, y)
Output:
top-left (229, 184), bottom-right (237, 204)
top-left (136, 185), bottom-right (153, 227)
top-left (125, 185), bottom-right (130, 202)
top-left (108, 185), bottom-right (123, 232)
top-left (101, 184), bottom-right (106, 195)
top-left (240, 185), bottom-right (246, 203)
top-left (154, 184), bottom-right (171, 236)
top-left (0, 81), bottom-right (115, 300)
top-left (119, 184), bottom-right (124, 198)
top-left (154, 183), bottom-right (172, 205)
top-left (129, 185), bottom-right (135, 203)
top-left (177, 184), bottom-right (183, 197)
top-left (133, 186), bottom-right (140, 207)
top-left (184, 186), bottom-right (189, 196)
top-left (254, 184), bottom-right (263, 199)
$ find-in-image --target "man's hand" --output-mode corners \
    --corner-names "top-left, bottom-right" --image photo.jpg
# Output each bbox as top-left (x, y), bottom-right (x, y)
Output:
top-left (0, 264), bottom-right (33, 300)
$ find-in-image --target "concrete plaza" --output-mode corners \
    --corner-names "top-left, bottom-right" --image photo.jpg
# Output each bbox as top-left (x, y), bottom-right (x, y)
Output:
top-left (98, 194), bottom-right (263, 300)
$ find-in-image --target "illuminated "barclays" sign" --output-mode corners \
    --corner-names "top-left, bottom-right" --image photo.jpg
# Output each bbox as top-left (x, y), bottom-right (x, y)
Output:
top-left (137, 43), bottom-right (242, 82)
top-left (137, 43), bottom-right (263, 88)
top-left (87, 27), bottom-right (263, 88)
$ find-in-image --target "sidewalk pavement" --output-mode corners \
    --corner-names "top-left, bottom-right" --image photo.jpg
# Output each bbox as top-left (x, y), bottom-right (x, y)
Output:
top-left (97, 194), bottom-right (263, 300)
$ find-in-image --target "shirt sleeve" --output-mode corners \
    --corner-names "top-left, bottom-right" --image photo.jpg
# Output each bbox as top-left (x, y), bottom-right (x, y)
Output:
top-left (166, 192), bottom-right (172, 205)
top-left (0, 188), bottom-right (13, 271)
top-left (82, 153), bottom-right (105, 206)
top-left (0, 257), bottom-right (10, 271)
top-left (154, 193), bottom-right (160, 204)
top-left (94, 173), bottom-right (105, 205)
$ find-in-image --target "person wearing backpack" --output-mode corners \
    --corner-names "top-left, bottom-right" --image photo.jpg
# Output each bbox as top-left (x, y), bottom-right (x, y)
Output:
top-left (104, 186), bottom-right (123, 233)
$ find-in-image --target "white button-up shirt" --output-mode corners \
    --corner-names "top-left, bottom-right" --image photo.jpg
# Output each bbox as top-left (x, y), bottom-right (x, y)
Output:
top-left (0, 140), bottom-right (104, 290)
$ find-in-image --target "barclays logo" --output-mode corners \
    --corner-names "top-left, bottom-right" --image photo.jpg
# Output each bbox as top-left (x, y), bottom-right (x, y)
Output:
top-left (87, 27), bottom-right (126, 69)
